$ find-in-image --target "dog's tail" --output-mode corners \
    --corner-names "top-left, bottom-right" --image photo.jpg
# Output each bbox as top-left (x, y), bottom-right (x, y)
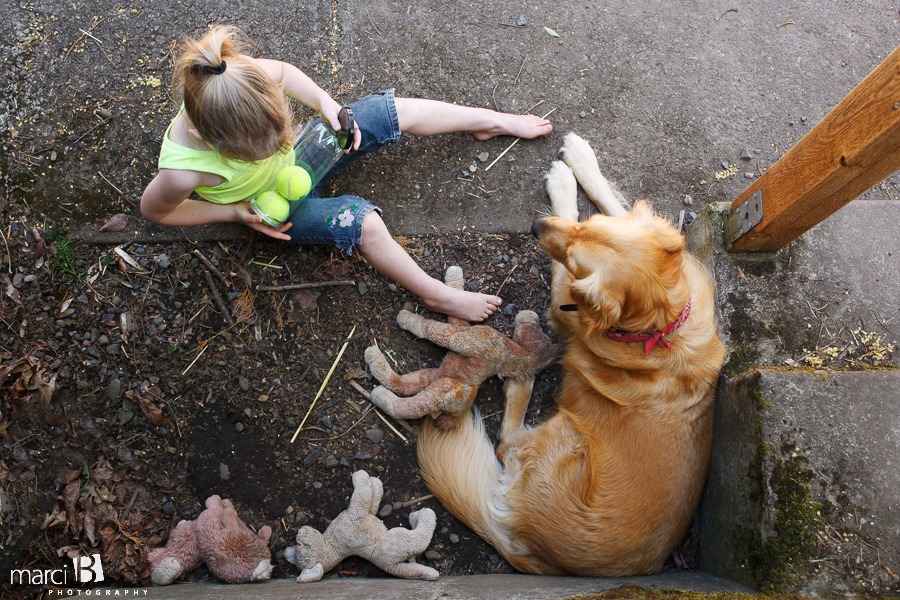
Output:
top-left (417, 408), bottom-right (516, 558)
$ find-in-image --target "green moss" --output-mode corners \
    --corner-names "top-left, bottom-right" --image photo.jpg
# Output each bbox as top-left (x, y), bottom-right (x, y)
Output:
top-left (734, 370), bottom-right (827, 592)
top-left (724, 342), bottom-right (762, 378)
top-left (757, 453), bottom-right (827, 593)
top-left (556, 585), bottom-right (805, 600)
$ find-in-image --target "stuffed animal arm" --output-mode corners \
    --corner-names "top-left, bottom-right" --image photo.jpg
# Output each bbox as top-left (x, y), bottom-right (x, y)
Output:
top-left (148, 495), bottom-right (272, 585)
top-left (284, 470), bottom-right (438, 582)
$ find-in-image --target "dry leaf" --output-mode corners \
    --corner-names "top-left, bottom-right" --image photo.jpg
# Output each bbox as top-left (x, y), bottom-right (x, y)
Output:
top-left (354, 444), bottom-right (381, 460)
top-left (324, 260), bottom-right (351, 277)
top-left (37, 369), bottom-right (57, 409)
top-left (293, 292), bottom-right (318, 311)
top-left (84, 512), bottom-right (97, 546)
top-left (135, 392), bottom-right (170, 426)
top-left (3, 274), bottom-right (22, 307)
top-left (42, 505), bottom-right (67, 530)
top-left (100, 213), bottom-right (129, 232)
top-left (236, 266), bottom-right (253, 288)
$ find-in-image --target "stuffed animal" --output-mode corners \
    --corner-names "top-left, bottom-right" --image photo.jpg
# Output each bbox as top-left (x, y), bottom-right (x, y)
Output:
top-left (365, 266), bottom-right (559, 428)
top-left (285, 470), bottom-right (438, 582)
top-left (148, 495), bottom-right (273, 585)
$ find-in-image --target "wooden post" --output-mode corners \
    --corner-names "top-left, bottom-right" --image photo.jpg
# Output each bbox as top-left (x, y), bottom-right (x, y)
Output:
top-left (726, 43), bottom-right (900, 253)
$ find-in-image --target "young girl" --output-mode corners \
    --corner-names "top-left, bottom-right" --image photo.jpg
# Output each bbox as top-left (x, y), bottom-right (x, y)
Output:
top-left (141, 26), bottom-right (552, 322)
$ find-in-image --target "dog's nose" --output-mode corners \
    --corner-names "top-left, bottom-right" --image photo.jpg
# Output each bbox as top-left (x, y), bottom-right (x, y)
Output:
top-left (531, 218), bottom-right (548, 239)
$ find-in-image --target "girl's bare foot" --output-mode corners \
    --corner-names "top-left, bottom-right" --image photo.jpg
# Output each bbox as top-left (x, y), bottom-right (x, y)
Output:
top-left (473, 114), bottom-right (553, 141)
top-left (422, 284), bottom-right (501, 322)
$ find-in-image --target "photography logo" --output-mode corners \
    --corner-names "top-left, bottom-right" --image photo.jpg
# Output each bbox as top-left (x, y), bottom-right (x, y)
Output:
top-left (73, 554), bottom-right (105, 583)
top-left (10, 553), bottom-right (104, 587)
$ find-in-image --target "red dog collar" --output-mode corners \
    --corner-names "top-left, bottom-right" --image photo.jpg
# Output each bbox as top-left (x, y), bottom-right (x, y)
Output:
top-left (604, 297), bottom-right (692, 355)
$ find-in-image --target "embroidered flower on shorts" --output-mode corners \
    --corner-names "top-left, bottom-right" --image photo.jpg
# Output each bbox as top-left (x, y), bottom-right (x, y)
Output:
top-left (337, 209), bottom-right (355, 228)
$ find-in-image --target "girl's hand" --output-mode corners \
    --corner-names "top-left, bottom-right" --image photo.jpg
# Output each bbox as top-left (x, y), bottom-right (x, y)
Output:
top-left (233, 202), bottom-right (293, 240)
top-left (320, 102), bottom-right (361, 152)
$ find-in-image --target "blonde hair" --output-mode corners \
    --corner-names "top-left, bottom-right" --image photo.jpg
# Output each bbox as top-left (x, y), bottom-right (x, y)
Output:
top-left (173, 26), bottom-right (293, 162)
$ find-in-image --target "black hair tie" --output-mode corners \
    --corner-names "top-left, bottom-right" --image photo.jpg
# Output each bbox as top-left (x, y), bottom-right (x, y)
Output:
top-left (209, 60), bottom-right (227, 75)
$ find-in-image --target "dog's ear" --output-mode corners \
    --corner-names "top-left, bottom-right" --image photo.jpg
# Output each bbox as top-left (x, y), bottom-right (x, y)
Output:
top-left (569, 271), bottom-right (623, 333)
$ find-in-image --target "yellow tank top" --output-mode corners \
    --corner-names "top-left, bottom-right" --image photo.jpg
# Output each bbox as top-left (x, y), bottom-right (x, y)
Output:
top-left (157, 108), bottom-right (293, 204)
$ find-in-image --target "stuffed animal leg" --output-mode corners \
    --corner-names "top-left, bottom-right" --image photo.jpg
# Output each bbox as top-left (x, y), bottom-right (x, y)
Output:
top-left (148, 519), bottom-right (203, 586)
top-left (369, 376), bottom-right (478, 420)
top-left (364, 346), bottom-right (440, 397)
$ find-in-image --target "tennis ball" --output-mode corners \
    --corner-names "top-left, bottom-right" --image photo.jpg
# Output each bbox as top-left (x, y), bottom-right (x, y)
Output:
top-left (251, 190), bottom-right (290, 226)
top-left (276, 166), bottom-right (312, 201)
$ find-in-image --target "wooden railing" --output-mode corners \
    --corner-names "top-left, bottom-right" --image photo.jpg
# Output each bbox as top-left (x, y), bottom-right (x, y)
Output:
top-left (726, 44), bottom-right (900, 253)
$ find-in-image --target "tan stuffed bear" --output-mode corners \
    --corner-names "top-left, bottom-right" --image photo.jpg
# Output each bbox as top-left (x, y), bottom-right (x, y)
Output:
top-left (148, 495), bottom-right (272, 585)
top-left (365, 266), bottom-right (559, 428)
top-left (284, 470), bottom-right (438, 582)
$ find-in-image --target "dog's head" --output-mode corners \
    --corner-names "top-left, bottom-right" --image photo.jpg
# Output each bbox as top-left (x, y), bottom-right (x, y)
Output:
top-left (532, 200), bottom-right (687, 335)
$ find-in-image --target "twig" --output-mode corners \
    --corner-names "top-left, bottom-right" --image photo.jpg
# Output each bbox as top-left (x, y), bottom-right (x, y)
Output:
top-left (678, 210), bottom-right (685, 232)
top-left (296, 405), bottom-right (375, 442)
top-left (716, 8), bottom-right (738, 21)
top-left (79, 28), bottom-right (103, 44)
top-left (400, 494), bottom-right (434, 508)
top-left (258, 279), bottom-right (356, 292)
top-left (495, 261), bottom-right (520, 296)
top-left (485, 108), bottom-right (556, 172)
top-left (366, 10), bottom-right (385, 36)
top-left (97, 171), bottom-right (134, 204)
top-left (291, 325), bottom-right (357, 442)
top-left (181, 344), bottom-right (209, 376)
top-left (349, 380), bottom-right (414, 434)
top-left (776, 19), bottom-right (795, 28)
top-left (251, 260), bottom-right (282, 269)
top-left (522, 99), bottom-right (544, 115)
top-left (374, 408), bottom-right (408, 444)
top-left (485, 140), bottom-right (520, 172)
top-left (0, 225), bottom-right (11, 274)
top-left (122, 489), bottom-right (139, 520)
top-left (68, 116), bottom-right (113, 143)
top-left (202, 270), bottom-right (234, 327)
top-left (513, 54), bottom-right (527, 84)
top-left (113, 245), bottom-right (147, 272)
top-left (193, 249), bottom-right (229, 288)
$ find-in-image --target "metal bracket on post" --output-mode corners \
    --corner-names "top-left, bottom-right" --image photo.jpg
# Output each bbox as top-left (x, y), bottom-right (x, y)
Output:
top-left (724, 190), bottom-right (764, 251)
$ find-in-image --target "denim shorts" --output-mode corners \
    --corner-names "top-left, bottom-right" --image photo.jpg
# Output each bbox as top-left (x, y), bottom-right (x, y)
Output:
top-left (283, 89), bottom-right (401, 254)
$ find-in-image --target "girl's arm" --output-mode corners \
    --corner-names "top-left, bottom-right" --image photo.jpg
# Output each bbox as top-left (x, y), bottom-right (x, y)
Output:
top-left (252, 57), bottom-right (361, 150)
top-left (140, 169), bottom-right (293, 240)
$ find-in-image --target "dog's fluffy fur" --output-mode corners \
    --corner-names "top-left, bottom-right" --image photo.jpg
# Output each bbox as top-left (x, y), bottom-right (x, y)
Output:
top-left (417, 133), bottom-right (726, 576)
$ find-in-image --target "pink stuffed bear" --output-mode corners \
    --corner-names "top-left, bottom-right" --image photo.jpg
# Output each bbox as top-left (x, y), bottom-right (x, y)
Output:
top-left (148, 495), bottom-right (273, 585)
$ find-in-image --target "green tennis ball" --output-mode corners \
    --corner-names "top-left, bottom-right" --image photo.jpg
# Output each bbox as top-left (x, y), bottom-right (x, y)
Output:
top-left (276, 166), bottom-right (312, 201)
top-left (251, 190), bottom-right (290, 226)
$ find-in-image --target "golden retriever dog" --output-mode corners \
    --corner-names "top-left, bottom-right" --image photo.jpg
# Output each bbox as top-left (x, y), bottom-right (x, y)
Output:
top-left (417, 133), bottom-right (726, 576)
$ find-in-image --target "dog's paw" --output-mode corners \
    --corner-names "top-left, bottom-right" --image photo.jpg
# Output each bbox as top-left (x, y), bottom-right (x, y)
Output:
top-left (544, 160), bottom-right (579, 221)
top-left (560, 133), bottom-right (629, 217)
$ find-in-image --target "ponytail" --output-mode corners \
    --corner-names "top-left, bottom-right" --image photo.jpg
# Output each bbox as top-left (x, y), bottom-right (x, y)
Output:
top-left (173, 26), bottom-right (293, 162)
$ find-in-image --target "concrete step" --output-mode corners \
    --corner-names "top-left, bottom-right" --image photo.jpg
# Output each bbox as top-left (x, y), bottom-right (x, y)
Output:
top-left (140, 572), bottom-right (755, 600)
top-left (696, 368), bottom-right (900, 596)
top-left (687, 200), bottom-right (900, 595)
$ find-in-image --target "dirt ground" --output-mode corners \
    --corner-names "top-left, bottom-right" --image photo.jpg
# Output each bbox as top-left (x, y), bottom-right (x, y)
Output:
top-left (7, 207), bottom-right (707, 595)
